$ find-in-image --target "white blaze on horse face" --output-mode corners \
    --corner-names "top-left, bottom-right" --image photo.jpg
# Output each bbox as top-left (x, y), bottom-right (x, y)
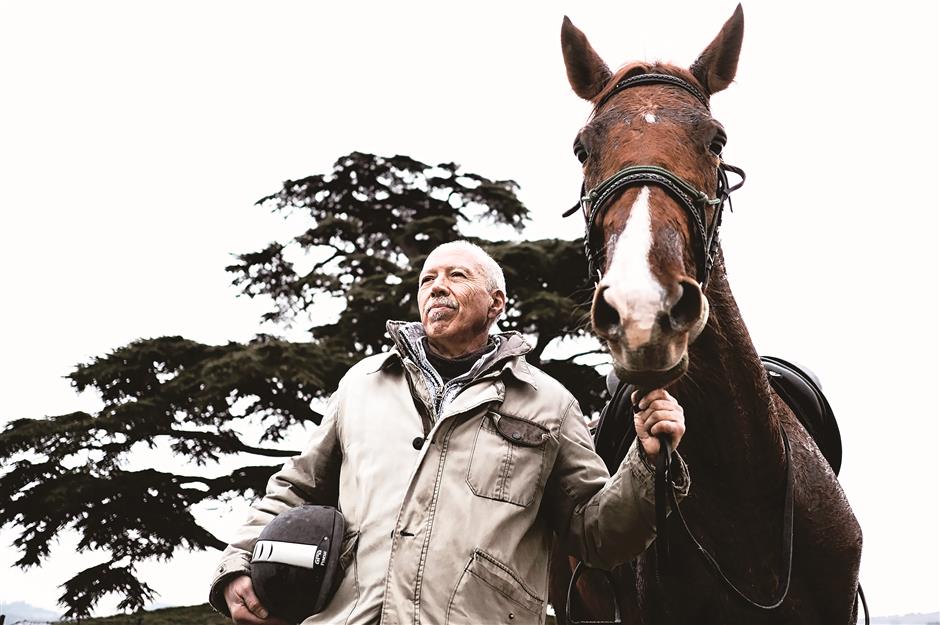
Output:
top-left (600, 186), bottom-right (667, 348)
top-left (644, 112), bottom-right (657, 123)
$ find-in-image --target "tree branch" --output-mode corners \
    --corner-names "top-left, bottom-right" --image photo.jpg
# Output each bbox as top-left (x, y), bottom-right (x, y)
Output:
top-left (236, 443), bottom-right (299, 457)
top-left (171, 429), bottom-right (298, 457)
top-left (311, 249), bottom-right (342, 272)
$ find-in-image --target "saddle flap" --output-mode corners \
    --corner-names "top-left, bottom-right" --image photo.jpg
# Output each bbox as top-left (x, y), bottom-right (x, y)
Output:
top-left (761, 355), bottom-right (842, 475)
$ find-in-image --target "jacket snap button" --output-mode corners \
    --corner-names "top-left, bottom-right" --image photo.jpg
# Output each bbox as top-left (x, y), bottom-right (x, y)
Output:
top-left (412, 436), bottom-right (424, 450)
top-left (512, 432), bottom-right (521, 441)
top-left (509, 613), bottom-right (515, 619)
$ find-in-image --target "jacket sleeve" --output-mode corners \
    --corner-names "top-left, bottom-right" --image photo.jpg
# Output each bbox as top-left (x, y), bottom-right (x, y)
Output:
top-left (543, 397), bottom-right (690, 571)
top-left (207, 389), bottom-right (343, 615)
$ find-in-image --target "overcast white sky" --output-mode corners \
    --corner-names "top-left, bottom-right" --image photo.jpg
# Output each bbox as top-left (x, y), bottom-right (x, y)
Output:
top-left (1, 0), bottom-right (937, 619)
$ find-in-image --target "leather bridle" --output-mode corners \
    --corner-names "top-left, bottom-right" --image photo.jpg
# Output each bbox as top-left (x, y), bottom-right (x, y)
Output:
top-left (562, 73), bottom-right (745, 289)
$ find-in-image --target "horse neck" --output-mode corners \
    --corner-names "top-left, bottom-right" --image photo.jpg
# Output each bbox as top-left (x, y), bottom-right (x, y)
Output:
top-left (673, 259), bottom-right (787, 488)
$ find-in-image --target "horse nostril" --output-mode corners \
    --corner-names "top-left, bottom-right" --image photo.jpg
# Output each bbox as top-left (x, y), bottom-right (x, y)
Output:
top-left (668, 279), bottom-right (703, 333)
top-left (592, 286), bottom-right (621, 338)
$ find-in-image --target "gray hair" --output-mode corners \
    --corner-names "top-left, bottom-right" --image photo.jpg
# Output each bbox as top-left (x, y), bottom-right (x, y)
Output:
top-left (430, 240), bottom-right (507, 297)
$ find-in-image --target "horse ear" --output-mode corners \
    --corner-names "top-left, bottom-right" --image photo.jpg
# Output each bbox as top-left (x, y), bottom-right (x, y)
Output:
top-left (690, 4), bottom-right (744, 96)
top-left (561, 16), bottom-right (612, 101)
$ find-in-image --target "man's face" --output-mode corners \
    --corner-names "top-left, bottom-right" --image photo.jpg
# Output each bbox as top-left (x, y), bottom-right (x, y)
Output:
top-left (417, 247), bottom-right (503, 353)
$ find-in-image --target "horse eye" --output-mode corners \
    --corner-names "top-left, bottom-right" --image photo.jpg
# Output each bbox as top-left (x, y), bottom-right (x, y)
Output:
top-left (574, 142), bottom-right (589, 164)
top-left (708, 127), bottom-right (727, 156)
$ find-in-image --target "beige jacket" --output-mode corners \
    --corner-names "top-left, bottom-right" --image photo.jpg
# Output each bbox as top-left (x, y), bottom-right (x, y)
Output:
top-left (209, 323), bottom-right (688, 625)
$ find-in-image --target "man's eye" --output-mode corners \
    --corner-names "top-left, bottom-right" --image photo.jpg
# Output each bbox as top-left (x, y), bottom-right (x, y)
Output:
top-left (451, 271), bottom-right (466, 278)
top-left (420, 276), bottom-right (433, 284)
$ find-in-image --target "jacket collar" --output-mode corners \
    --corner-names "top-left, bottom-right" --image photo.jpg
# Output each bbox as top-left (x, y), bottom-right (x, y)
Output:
top-left (371, 320), bottom-right (538, 390)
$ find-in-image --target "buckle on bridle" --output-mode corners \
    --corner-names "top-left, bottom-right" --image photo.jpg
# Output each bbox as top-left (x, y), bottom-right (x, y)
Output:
top-left (581, 191), bottom-right (595, 214)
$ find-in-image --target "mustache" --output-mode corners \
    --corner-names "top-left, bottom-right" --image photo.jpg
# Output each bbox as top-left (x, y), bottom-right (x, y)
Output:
top-left (426, 297), bottom-right (457, 313)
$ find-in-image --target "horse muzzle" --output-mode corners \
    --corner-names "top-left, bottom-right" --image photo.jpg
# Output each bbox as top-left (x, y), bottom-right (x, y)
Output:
top-left (592, 276), bottom-right (709, 385)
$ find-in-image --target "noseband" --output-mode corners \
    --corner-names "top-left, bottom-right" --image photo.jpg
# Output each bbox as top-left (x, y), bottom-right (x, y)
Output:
top-left (562, 73), bottom-right (745, 288)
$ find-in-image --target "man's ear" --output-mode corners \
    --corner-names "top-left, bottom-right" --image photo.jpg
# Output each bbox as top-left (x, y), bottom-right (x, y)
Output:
top-left (489, 290), bottom-right (507, 320)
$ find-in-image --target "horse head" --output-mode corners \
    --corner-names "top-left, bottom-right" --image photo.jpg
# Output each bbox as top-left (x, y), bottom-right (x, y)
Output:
top-left (562, 5), bottom-right (744, 389)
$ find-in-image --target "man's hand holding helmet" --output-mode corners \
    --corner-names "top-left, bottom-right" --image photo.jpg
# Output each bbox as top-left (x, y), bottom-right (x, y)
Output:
top-left (223, 575), bottom-right (289, 625)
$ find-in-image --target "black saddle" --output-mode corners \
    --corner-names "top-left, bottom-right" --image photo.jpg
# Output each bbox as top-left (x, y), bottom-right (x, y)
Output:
top-left (761, 355), bottom-right (841, 475)
top-left (593, 355), bottom-right (842, 476)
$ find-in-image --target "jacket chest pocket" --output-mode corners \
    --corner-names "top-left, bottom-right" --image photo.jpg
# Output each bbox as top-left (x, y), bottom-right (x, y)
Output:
top-left (466, 411), bottom-right (549, 507)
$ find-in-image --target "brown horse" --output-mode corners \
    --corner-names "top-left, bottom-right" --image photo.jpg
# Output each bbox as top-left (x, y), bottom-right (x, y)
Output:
top-left (549, 5), bottom-right (862, 624)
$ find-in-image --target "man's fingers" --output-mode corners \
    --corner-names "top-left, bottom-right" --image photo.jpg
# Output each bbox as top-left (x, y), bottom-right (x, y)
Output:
top-left (636, 404), bottom-right (685, 449)
top-left (232, 604), bottom-right (292, 625)
top-left (632, 387), bottom-right (686, 459)
top-left (633, 388), bottom-right (673, 410)
top-left (230, 604), bottom-right (267, 625)
top-left (649, 419), bottom-right (684, 438)
top-left (645, 408), bottom-right (685, 429)
top-left (640, 398), bottom-right (682, 414)
top-left (231, 601), bottom-right (290, 625)
top-left (238, 588), bottom-right (269, 621)
top-left (224, 575), bottom-right (278, 624)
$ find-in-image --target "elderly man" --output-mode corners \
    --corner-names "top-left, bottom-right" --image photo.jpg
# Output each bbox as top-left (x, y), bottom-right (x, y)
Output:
top-left (209, 240), bottom-right (689, 625)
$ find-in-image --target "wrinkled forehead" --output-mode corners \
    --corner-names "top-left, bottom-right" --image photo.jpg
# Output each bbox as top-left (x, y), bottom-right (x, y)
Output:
top-left (420, 248), bottom-right (483, 278)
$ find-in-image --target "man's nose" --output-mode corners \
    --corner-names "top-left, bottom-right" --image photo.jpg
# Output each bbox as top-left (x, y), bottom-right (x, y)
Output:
top-left (430, 277), bottom-right (450, 296)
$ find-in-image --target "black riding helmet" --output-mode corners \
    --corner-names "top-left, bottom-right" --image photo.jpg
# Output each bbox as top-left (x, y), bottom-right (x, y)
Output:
top-left (250, 505), bottom-right (346, 624)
